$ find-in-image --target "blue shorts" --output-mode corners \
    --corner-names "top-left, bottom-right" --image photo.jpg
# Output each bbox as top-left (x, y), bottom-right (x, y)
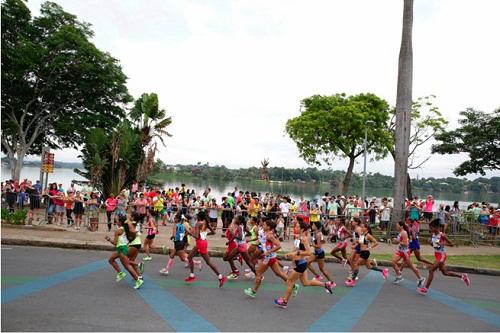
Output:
top-left (354, 244), bottom-right (361, 253)
top-left (409, 239), bottom-right (420, 251)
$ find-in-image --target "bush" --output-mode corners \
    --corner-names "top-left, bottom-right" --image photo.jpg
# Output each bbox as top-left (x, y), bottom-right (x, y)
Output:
top-left (1, 209), bottom-right (27, 225)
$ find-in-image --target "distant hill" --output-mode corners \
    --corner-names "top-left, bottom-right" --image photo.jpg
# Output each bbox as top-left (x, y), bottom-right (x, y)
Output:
top-left (0, 157), bottom-right (82, 169)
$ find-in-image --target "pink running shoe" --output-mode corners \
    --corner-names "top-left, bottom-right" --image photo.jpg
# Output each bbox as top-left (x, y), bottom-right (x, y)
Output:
top-left (325, 281), bottom-right (336, 294)
top-left (417, 287), bottom-right (428, 295)
top-left (274, 297), bottom-right (288, 309)
top-left (184, 275), bottom-right (196, 283)
top-left (382, 268), bottom-right (389, 280)
top-left (219, 276), bottom-right (227, 288)
top-left (461, 273), bottom-right (471, 286)
top-left (314, 275), bottom-right (323, 281)
top-left (344, 279), bottom-right (356, 287)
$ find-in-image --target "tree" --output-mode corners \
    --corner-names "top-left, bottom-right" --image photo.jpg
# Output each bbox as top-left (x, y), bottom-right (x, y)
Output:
top-left (393, 0), bottom-right (414, 225)
top-left (260, 158), bottom-right (270, 182)
top-left (1, 0), bottom-right (131, 181)
top-left (75, 121), bottom-right (142, 198)
top-left (285, 93), bottom-right (391, 194)
top-left (432, 108), bottom-right (500, 176)
top-left (387, 95), bottom-right (448, 197)
top-left (130, 93), bottom-right (172, 182)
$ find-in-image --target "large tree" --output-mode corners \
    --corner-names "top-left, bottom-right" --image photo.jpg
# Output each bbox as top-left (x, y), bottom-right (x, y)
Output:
top-left (393, 0), bottom-right (413, 225)
top-left (387, 95), bottom-right (448, 198)
top-left (432, 108), bottom-right (500, 176)
top-left (1, 0), bottom-right (131, 181)
top-left (285, 93), bottom-right (391, 194)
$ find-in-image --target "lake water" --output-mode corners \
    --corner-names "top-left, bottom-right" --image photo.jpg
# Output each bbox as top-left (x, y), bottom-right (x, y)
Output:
top-left (2, 166), bottom-right (498, 209)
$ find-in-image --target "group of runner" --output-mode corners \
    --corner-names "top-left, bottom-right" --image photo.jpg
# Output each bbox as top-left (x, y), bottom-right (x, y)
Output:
top-left (105, 207), bottom-right (471, 308)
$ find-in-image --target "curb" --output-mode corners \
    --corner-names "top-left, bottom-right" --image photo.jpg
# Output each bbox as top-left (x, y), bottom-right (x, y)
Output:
top-left (2, 238), bottom-right (500, 276)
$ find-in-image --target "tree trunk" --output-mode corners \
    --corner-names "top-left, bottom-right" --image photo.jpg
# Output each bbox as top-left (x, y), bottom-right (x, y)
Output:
top-left (392, 0), bottom-right (413, 228)
top-left (406, 173), bottom-right (413, 199)
top-left (342, 155), bottom-right (356, 195)
top-left (8, 149), bottom-right (25, 182)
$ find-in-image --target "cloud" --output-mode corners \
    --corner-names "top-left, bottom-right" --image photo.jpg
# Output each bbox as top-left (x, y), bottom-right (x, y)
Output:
top-left (22, 0), bottom-right (500, 180)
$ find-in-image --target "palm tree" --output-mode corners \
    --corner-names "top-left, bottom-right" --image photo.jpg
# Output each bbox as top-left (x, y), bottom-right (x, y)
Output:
top-left (130, 93), bottom-right (172, 182)
top-left (393, 0), bottom-right (414, 227)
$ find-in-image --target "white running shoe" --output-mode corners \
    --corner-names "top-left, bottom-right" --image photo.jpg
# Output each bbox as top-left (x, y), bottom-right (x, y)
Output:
top-left (159, 268), bottom-right (169, 276)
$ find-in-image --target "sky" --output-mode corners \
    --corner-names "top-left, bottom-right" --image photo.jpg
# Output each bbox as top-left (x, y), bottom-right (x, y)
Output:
top-left (23, 0), bottom-right (500, 180)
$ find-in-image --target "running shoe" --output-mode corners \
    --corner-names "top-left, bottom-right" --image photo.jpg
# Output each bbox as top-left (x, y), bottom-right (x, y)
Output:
top-left (139, 262), bottom-right (145, 275)
top-left (116, 271), bottom-right (126, 282)
top-left (461, 273), bottom-right (471, 286)
top-left (344, 279), bottom-right (356, 287)
top-left (325, 281), bottom-right (336, 294)
top-left (417, 287), bottom-right (428, 295)
top-left (382, 268), bottom-right (389, 280)
top-left (159, 268), bottom-right (169, 276)
top-left (143, 256), bottom-right (152, 261)
top-left (233, 269), bottom-right (240, 276)
top-left (314, 275), bottom-right (323, 281)
top-left (244, 288), bottom-right (256, 298)
top-left (185, 275), bottom-right (196, 283)
top-left (219, 276), bottom-right (227, 288)
top-left (393, 275), bottom-right (404, 284)
top-left (244, 271), bottom-right (256, 279)
top-left (341, 259), bottom-right (348, 268)
top-left (417, 277), bottom-right (426, 288)
top-left (274, 297), bottom-right (288, 309)
top-left (292, 283), bottom-right (300, 297)
top-left (227, 273), bottom-right (239, 280)
top-left (283, 265), bottom-right (290, 274)
top-left (244, 268), bottom-right (251, 273)
top-left (133, 278), bottom-right (144, 289)
top-left (161, 245), bottom-right (168, 255)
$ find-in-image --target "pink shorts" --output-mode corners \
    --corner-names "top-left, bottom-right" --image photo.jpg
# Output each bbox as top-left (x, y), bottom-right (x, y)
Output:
top-left (396, 249), bottom-right (410, 259)
top-left (263, 257), bottom-right (278, 266)
top-left (225, 241), bottom-right (237, 255)
top-left (435, 252), bottom-right (448, 263)
top-left (237, 242), bottom-right (248, 253)
top-left (336, 241), bottom-right (348, 250)
top-left (196, 239), bottom-right (208, 255)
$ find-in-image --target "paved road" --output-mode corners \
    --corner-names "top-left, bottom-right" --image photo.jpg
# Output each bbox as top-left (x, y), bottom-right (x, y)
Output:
top-left (2, 246), bottom-right (500, 332)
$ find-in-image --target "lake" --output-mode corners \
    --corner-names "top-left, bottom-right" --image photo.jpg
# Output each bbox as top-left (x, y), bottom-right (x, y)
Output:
top-left (2, 166), bottom-right (498, 209)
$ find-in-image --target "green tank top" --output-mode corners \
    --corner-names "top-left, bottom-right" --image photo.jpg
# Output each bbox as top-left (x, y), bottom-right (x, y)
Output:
top-left (249, 226), bottom-right (258, 245)
top-left (129, 234), bottom-right (141, 246)
top-left (117, 227), bottom-right (128, 248)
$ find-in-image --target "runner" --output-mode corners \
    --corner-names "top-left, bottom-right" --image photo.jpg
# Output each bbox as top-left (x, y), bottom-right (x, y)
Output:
top-left (185, 211), bottom-right (227, 287)
top-left (159, 212), bottom-right (190, 276)
top-left (397, 219), bottom-right (433, 274)
top-left (244, 218), bottom-right (292, 298)
top-left (417, 219), bottom-right (471, 295)
top-left (330, 218), bottom-right (351, 267)
top-left (346, 218), bottom-right (362, 281)
top-left (223, 215), bottom-right (256, 280)
top-left (273, 218), bottom-right (335, 309)
top-left (344, 222), bottom-right (388, 287)
top-left (245, 216), bottom-right (260, 273)
top-left (142, 210), bottom-right (157, 261)
top-left (307, 221), bottom-right (335, 283)
top-left (104, 218), bottom-right (143, 289)
top-left (390, 221), bottom-right (426, 288)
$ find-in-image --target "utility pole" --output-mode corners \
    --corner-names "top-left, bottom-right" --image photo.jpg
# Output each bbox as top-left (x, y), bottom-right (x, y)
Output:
top-left (362, 120), bottom-right (375, 205)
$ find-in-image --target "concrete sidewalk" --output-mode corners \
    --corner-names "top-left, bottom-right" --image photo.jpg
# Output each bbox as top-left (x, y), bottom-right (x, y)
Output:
top-left (2, 222), bottom-right (499, 275)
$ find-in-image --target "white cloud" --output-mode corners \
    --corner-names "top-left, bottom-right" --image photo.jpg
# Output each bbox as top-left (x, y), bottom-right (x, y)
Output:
top-left (23, 0), bottom-right (500, 179)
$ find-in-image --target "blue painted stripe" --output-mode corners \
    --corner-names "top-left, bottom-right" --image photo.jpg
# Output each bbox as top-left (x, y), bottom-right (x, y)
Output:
top-left (401, 280), bottom-right (500, 328)
top-left (2, 260), bottom-right (107, 304)
top-left (307, 271), bottom-right (385, 332)
top-left (131, 274), bottom-right (219, 332)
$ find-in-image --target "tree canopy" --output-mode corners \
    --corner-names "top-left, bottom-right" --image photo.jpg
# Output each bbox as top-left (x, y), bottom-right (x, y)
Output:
top-left (1, 0), bottom-right (131, 180)
top-left (432, 108), bottom-right (500, 176)
top-left (285, 93), bottom-right (391, 194)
